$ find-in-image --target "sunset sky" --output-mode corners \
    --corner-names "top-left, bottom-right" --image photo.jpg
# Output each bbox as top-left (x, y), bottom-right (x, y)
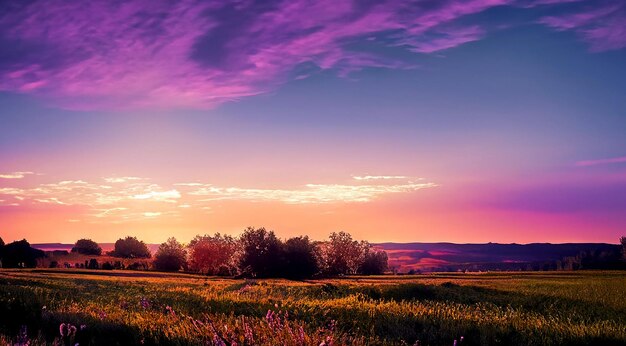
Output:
top-left (1, 0), bottom-right (625, 244)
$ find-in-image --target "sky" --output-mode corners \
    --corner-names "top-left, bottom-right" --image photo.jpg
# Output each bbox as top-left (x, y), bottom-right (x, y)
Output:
top-left (1, 0), bottom-right (625, 244)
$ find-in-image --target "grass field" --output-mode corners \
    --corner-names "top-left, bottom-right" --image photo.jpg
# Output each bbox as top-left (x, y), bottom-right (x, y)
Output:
top-left (0, 270), bottom-right (624, 345)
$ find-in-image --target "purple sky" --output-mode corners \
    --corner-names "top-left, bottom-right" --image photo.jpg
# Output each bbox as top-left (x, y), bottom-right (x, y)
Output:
top-left (0, 0), bottom-right (625, 244)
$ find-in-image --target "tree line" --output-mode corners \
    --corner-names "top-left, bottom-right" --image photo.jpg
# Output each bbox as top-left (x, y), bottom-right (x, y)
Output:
top-left (3, 235), bottom-right (624, 275)
top-left (0, 229), bottom-right (389, 278)
top-left (146, 228), bottom-right (388, 278)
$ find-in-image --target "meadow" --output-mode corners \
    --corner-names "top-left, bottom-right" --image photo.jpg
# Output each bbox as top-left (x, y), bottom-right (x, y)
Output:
top-left (0, 270), bottom-right (624, 345)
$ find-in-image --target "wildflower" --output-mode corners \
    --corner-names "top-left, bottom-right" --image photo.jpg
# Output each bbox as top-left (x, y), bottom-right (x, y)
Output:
top-left (165, 305), bottom-right (175, 316)
top-left (212, 334), bottom-right (226, 346)
top-left (17, 325), bottom-right (29, 346)
top-left (119, 300), bottom-right (129, 309)
top-left (98, 311), bottom-right (107, 320)
top-left (243, 317), bottom-right (254, 342)
top-left (298, 326), bottom-right (306, 343)
top-left (453, 340), bottom-right (457, 346)
top-left (266, 309), bottom-right (273, 322)
top-left (80, 325), bottom-right (87, 331)
top-left (328, 320), bottom-right (337, 332)
top-left (140, 297), bottom-right (150, 309)
top-left (60, 323), bottom-right (77, 338)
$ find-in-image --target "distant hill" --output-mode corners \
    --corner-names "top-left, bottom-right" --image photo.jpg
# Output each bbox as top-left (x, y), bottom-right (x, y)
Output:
top-left (374, 242), bottom-right (621, 272)
top-left (32, 243), bottom-right (161, 254)
top-left (32, 242), bottom-right (621, 273)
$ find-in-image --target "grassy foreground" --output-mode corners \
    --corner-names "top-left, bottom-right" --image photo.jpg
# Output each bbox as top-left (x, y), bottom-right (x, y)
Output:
top-left (0, 270), bottom-right (624, 345)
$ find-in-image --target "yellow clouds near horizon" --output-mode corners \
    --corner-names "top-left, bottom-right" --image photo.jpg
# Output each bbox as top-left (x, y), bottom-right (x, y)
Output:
top-left (0, 173), bottom-right (436, 227)
top-left (0, 171), bottom-right (36, 179)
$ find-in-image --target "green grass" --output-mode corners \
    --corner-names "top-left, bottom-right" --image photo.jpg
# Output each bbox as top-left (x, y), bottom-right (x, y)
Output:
top-left (0, 270), bottom-right (625, 345)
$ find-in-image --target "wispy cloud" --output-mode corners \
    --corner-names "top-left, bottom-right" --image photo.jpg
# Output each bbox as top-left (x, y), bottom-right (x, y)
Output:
top-left (0, 173), bottom-right (436, 222)
top-left (132, 190), bottom-right (181, 203)
top-left (143, 212), bottom-right (162, 217)
top-left (6, 0), bottom-right (602, 110)
top-left (103, 176), bottom-right (143, 183)
top-left (0, 171), bottom-right (35, 179)
top-left (539, 1), bottom-right (626, 52)
top-left (353, 175), bottom-right (408, 181)
top-left (187, 180), bottom-right (435, 204)
top-left (575, 155), bottom-right (626, 167)
top-left (399, 25), bottom-right (485, 53)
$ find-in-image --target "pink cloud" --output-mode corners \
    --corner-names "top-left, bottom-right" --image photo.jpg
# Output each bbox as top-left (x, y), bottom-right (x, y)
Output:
top-left (0, 0), bottom-right (509, 110)
top-left (404, 26), bottom-right (485, 53)
top-left (0, 0), bottom-right (623, 110)
top-left (539, 1), bottom-right (626, 51)
top-left (575, 155), bottom-right (626, 167)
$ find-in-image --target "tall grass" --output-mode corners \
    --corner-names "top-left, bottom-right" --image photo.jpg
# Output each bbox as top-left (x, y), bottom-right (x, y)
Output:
top-left (0, 270), bottom-right (624, 345)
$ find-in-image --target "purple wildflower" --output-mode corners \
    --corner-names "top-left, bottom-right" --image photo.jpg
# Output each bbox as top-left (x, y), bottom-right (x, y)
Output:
top-left (298, 326), bottom-right (306, 343)
top-left (266, 309), bottom-right (273, 322)
top-left (17, 325), bottom-right (29, 346)
top-left (140, 297), bottom-right (150, 309)
top-left (60, 323), bottom-right (77, 337)
top-left (119, 300), bottom-right (129, 310)
top-left (328, 320), bottom-right (337, 332)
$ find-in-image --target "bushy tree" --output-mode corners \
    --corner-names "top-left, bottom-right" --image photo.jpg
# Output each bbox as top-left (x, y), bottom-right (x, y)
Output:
top-left (1, 239), bottom-right (45, 268)
top-left (154, 237), bottom-right (187, 272)
top-left (283, 236), bottom-right (320, 279)
top-left (359, 249), bottom-right (389, 275)
top-left (0, 236), bottom-right (4, 267)
top-left (71, 239), bottom-right (102, 255)
top-left (621, 236), bottom-right (626, 261)
top-left (322, 231), bottom-right (368, 275)
top-left (87, 258), bottom-right (99, 269)
top-left (111, 236), bottom-right (151, 258)
top-left (188, 233), bottom-right (237, 275)
top-left (238, 227), bottom-right (283, 277)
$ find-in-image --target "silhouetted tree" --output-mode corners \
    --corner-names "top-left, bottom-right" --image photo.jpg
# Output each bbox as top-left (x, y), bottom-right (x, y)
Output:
top-left (87, 258), bottom-right (99, 269)
top-left (154, 237), bottom-right (187, 272)
top-left (621, 236), bottom-right (626, 262)
top-left (71, 239), bottom-right (102, 255)
top-left (283, 236), bottom-right (320, 279)
top-left (359, 249), bottom-right (389, 275)
top-left (0, 236), bottom-right (4, 268)
top-left (188, 233), bottom-right (238, 275)
top-left (238, 227), bottom-right (283, 277)
top-left (111, 236), bottom-right (151, 258)
top-left (1, 239), bottom-right (45, 268)
top-left (322, 231), bottom-right (368, 275)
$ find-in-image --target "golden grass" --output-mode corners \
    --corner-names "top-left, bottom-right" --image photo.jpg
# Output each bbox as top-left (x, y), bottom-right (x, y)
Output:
top-left (0, 270), bottom-right (624, 345)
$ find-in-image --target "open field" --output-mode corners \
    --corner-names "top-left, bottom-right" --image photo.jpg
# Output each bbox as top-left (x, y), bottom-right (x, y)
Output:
top-left (0, 270), bottom-right (625, 345)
